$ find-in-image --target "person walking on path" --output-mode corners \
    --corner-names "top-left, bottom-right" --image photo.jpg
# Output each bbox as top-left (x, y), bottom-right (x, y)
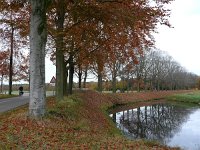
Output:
top-left (19, 86), bottom-right (24, 96)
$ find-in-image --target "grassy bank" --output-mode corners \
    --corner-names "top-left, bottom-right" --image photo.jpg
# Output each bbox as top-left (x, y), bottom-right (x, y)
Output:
top-left (166, 91), bottom-right (200, 104)
top-left (0, 90), bottom-right (190, 149)
top-left (0, 94), bottom-right (18, 99)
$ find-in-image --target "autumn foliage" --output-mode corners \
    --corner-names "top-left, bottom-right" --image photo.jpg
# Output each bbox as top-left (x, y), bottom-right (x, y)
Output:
top-left (45, 0), bottom-right (175, 96)
top-left (0, 1), bottom-right (30, 91)
top-left (0, 90), bottom-right (190, 149)
top-left (0, 51), bottom-right (9, 78)
top-left (0, 0), bottom-right (176, 97)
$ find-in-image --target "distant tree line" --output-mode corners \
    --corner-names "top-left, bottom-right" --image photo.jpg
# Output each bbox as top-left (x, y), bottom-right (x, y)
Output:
top-left (105, 50), bottom-right (198, 92)
top-left (80, 49), bottom-right (198, 92)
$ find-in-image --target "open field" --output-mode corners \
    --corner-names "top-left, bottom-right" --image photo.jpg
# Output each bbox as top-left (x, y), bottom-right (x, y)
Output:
top-left (0, 90), bottom-right (195, 149)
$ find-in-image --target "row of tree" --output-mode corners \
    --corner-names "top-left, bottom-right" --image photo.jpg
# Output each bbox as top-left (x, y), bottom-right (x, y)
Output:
top-left (45, 0), bottom-right (174, 100)
top-left (80, 50), bottom-right (198, 92)
top-left (1, 0), bottom-right (196, 118)
top-left (0, 48), bottom-right (29, 93)
top-left (0, 0), bottom-right (29, 93)
top-left (0, 0), bottom-right (174, 90)
top-left (119, 50), bottom-right (198, 91)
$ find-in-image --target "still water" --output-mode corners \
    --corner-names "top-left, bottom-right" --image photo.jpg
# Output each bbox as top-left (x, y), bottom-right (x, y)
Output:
top-left (110, 103), bottom-right (200, 150)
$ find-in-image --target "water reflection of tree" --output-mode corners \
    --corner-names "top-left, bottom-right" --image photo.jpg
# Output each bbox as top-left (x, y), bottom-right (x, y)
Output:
top-left (113, 104), bottom-right (193, 144)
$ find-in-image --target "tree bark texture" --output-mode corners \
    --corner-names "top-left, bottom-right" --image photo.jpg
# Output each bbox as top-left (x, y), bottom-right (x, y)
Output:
top-left (112, 63), bottom-right (117, 93)
top-left (29, 0), bottom-right (47, 117)
top-left (63, 63), bottom-right (67, 96)
top-left (55, 1), bottom-right (65, 100)
top-left (83, 66), bottom-right (88, 88)
top-left (56, 50), bottom-right (64, 99)
top-left (0, 75), bottom-right (3, 93)
top-left (97, 70), bottom-right (103, 92)
top-left (9, 26), bottom-right (14, 95)
top-left (78, 64), bottom-right (82, 89)
top-left (97, 62), bottom-right (103, 92)
top-left (68, 54), bottom-right (74, 95)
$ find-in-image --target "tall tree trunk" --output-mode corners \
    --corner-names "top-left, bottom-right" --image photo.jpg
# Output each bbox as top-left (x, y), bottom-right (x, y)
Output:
top-left (28, 72), bottom-right (30, 95)
top-left (112, 76), bottom-right (116, 93)
top-left (78, 73), bottom-right (82, 89)
top-left (9, 26), bottom-right (14, 95)
top-left (29, 0), bottom-right (47, 117)
top-left (112, 63), bottom-right (116, 93)
top-left (63, 63), bottom-right (67, 96)
top-left (56, 50), bottom-right (64, 99)
top-left (55, 1), bottom-right (65, 100)
top-left (97, 71), bottom-right (103, 92)
top-left (0, 75), bottom-right (3, 93)
top-left (127, 71), bottom-right (130, 92)
top-left (68, 54), bottom-right (74, 95)
top-left (78, 64), bottom-right (82, 89)
top-left (97, 61), bottom-right (103, 92)
top-left (83, 66), bottom-right (88, 88)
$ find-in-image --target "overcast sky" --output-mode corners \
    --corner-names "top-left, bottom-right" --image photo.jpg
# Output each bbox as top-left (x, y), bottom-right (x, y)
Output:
top-left (45, 0), bottom-right (200, 83)
top-left (154, 0), bottom-right (200, 76)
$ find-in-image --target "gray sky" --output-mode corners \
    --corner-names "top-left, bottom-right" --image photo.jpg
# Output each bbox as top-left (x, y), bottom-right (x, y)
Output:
top-left (45, 0), bottom-right (200, 83)
top-left (45, 57), bottom-right (56, 83)
top-left (154, 0), bottom-right (200, 75)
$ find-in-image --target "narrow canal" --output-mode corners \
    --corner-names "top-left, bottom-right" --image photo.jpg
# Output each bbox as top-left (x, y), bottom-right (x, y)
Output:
top-left (110, 102), bottom-right (200, 150)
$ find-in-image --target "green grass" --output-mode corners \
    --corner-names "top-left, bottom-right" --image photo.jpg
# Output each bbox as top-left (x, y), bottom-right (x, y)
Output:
top-left (47, 94), bottom-right (82, 120)
top-left (0, 94), bottom-right (18, 99)
top-left (166, 91), bottom-right (200, 104)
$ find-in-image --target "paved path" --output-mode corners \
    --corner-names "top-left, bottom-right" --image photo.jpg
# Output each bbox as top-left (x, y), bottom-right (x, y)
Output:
top-left (0, 92), bottom-right (55, 113)
top-left (0, 95), bottom-right (29, 113)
